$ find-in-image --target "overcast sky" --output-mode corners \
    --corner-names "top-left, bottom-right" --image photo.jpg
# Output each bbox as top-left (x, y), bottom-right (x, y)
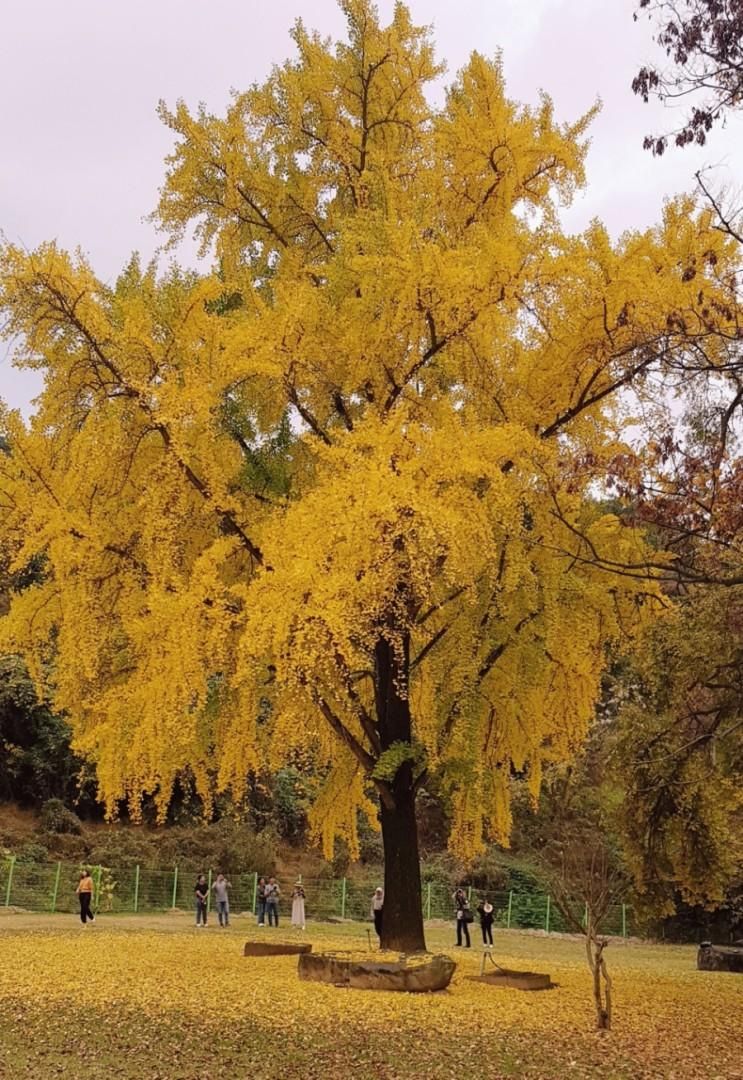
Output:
top-left (2, 0), bottom-right (743, 414)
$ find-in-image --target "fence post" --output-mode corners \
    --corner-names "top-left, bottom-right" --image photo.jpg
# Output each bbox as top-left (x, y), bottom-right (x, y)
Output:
top-left (467, 885), bottom-right (472, 904)
top-left (4, 856), bottom-right (15, 908)
top-left (133, 864), bottom-right (140, 913)
top-left (545, 894), bottom-right (551, 934)
top-left (51, 861), bottom-right (61, 913)
top-left (506, 890), bottom-right (513, 929)
top-left (426, 881), bottom-right (432, 920)
top-left (340, 876), bottom-right (347, 919)
top-left (206, 869), bottom-right (213, 915)
top-left (171, 866), bottom-right (179, 909)
top-left (94, 865), bottom-right (102, 911)
top-left (622, 903), bottom-right (627, 938)
top-left (251, 871), bottom-right (258, 915)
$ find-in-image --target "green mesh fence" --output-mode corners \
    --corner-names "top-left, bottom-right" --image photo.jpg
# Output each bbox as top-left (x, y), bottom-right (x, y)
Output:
top-left (0, 854), bottom-right (637, 937)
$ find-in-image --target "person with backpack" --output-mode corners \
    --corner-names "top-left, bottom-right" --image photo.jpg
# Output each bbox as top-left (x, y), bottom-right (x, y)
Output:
top-left (454, 887), bottom-right (472, 947)
top-left (477, 899), bottom-right (495, 945)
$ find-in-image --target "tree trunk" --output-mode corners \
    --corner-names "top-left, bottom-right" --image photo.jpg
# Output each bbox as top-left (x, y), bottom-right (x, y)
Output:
top-left (374, 629), bottom-right (426, 953)
top-left (588, 935), bottom-right (612, 1031)
top-left (379, 761), bottom-right (426, 952)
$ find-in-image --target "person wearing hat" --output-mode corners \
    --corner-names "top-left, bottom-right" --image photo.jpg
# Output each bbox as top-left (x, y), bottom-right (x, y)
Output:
top-left (291, 881), bottom-right (306, 930)
top-left (477, 899), bottom-right (495, 945)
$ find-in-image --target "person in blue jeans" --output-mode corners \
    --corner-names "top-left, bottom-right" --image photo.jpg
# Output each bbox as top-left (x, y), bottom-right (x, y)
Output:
top-left (256, 876), bottom-right (267, 926)
top-left (194, 875), bottom-right (208, 927)
top-left (212, 873), bottom-right (231, 927)
top-left (265, 877), bottom-right (280, 926)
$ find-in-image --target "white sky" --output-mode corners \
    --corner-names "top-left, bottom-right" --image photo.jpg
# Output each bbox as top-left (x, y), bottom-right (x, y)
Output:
top-left (2, 0), bottom-right (743, 414)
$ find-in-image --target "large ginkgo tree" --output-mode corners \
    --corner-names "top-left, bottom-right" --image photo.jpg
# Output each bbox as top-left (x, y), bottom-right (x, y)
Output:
top-left (1, 1), bottom-right (739, 948)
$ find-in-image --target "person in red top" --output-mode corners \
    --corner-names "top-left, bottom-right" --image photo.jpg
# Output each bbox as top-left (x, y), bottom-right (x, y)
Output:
top-left (76, 870), bottom-right (95, 925)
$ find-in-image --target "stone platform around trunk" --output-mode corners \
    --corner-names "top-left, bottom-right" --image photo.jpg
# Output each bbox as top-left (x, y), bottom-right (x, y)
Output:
top-left (298, 951), bottom-right (455, 992)
top-left (243, 941), bottom-right (313, 957)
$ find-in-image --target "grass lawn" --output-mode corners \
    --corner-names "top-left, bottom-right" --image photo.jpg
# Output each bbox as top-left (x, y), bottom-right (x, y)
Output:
top-left (0, 912), bottom-right (739, 1079)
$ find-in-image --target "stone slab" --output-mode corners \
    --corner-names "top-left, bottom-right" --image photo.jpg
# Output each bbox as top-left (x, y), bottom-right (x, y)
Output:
top-left (697, 943), bottom-right (743, 973)
top-left (298, 951), bottom-right (455, 992)
top-left (243, 941), bottom-right (313, 957)
top-left (467, 969), bottom-right (554, 991)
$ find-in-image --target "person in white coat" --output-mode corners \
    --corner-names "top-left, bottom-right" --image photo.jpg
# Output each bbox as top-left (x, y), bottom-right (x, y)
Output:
top-left (291, 882), bottom-right (306, 929)
top-left (370, 886), bottom-right (384, 941)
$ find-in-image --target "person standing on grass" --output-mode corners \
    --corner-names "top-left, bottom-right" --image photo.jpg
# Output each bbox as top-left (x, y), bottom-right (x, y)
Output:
top-left (291, 882), bottom-right (306, 930)
top-left (370, 887), bottom-right (384, 941)
top-left (477, 899), bottom-right (494, 946)
top-left (212, 873), bottom-right (231, 927)
top-left (76, 869), bottom-right (95, 925)
top-left (256, 876), bottom-right (267, 926)
top-left (195, 875), bottom-right (208, 927)
top-left (265, 876), bottom-right (280, 926)
top-left (454, 887), bottom-right (471, 948)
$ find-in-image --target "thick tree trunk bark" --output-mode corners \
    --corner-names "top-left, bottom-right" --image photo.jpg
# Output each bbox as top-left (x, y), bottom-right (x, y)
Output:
top-left (379, 761), bottom-right (426, 952)
top-left (374, 628), bottom-right (426, 953)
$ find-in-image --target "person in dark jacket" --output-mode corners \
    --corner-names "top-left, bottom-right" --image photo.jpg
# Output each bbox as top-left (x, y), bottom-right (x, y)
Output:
top-left (194, 875), bottom-right (208, 927)
top-left (256, 876), bottom-right (267, 926)
top-left (477, 899), bottom-right (494, 945)
top-left (454, 887), bottom-right (471, 947)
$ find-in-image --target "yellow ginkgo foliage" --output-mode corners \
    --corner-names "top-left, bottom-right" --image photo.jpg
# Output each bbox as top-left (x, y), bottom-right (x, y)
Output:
top-left (0, 1), bottom-right (739, 949)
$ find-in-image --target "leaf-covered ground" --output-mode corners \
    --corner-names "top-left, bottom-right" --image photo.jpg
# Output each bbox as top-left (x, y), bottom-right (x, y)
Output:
top-left (0, 913), bottom-right (739, 1079)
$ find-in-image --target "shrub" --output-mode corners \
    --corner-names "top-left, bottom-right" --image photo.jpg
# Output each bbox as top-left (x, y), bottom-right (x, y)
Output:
top-left (468, 849), bottom-right (509, 891)
top-left (421, 851), bottom-right (465, 888)
top-left (357, 816), bottom-right (383, 865)
top-left (44, 832), bottom-right (88, 860)
top-left (15, 841), bottom-right (49, 864)
top-left (84, 819), bottom-right (277, 875)
top-left (271, 768), bottom-right (309, 842)
top-left (40, 799), bottom-right (82, 835)
top-left (86, 829), bottom-right (152, 868)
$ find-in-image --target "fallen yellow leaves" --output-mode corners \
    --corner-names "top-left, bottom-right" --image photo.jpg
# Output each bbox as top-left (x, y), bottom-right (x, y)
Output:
top-left (0, 916), bottom-right (740, 1079)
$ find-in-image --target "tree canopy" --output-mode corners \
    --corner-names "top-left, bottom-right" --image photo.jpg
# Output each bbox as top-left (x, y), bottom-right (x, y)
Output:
top-left (633, 0), bottom-right (743, 154)
top-left (1, 0), bottom-right (742, 947)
